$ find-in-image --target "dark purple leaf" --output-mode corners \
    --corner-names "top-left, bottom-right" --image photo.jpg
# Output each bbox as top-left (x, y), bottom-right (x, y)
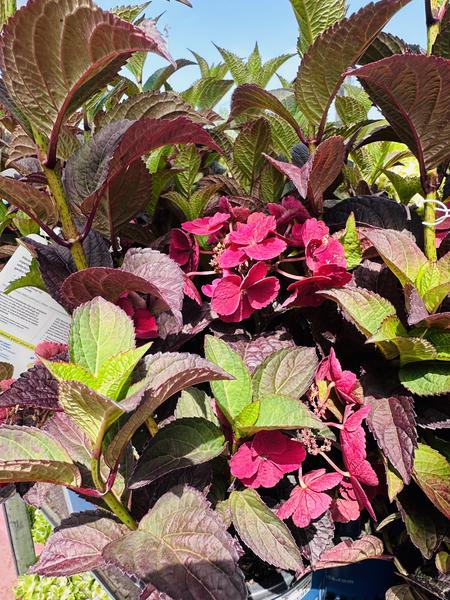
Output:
top-left (415, 312), bottom-right (450, 330)
top-left (359, 31), bottom-right (411, 64)
top-left (30, 511), bottom-right (127, 576)
top-left (324, 196), bottom-right (424, 245)
top-left (404, 284), bottom-right (429, 326)
top-left (0, 176), bottom-right (58, 225)
top-left (0, 363), bottom-right (60, 411)
top-left (350, 55), bottom-right (450, 176)
top-left (417, 405), bottom-right (450, 430)
top-left (402, 568), bottom-right (450, 600)
top-left (103, 486), bottom-right (246, 600)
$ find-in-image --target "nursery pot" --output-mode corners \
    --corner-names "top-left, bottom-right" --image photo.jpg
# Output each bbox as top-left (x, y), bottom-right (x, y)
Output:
top-left (323, 559), bottom-right (396, 600)
top-left (248, 570), bottom-right (326, 600)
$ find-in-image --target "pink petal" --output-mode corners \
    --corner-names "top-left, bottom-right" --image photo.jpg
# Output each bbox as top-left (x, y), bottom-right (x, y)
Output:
top-left (219, 245), bottom-right (247, 268)
top-left (345, 456), bottom-right (379, 487)
top-left (310, 238), bottom-right (347, 271)
top-left (277, 486), bottom-right (303, 521)
top-left (268, 196), bottom-right (310, 226)
top-left (230, 442), bottom-right (260, 480)
top-left (35, 341), bottom-right (68, 361)
top-left (242, 262), bottom-right (269, 287)
top-left (331, 482), bottom-right (361, 523)
top-left (252, 431), bottom-right (306, 473)
top-left (133, 309), bottom-right (158, 339)
top-left (211, 275), bottom-right (242, 316)
top-left (201, 278), bottom-right (221, 298)
top-left (182, 213), bottom-right (230, 235)
top-left (169, 229), bottom-right (199, 272)
top-left (244, 236), bottom-right (287, 261)
top-left (252, 459), bottom-right (286, 488)
top-left (300, 489), bottom-right (333, 524)
top-left (303, 469), bottom-right (343, 492)
top-left (350, 476), bottom-right (377, 520)
top-left (220, 294), bottom-right (254, 323)
top-left (117, 295), bottom-right (135, 317)
top-left (247, 277), bottom-right (280, 310)
top-left (314, 264), bottom-right (352, 286)
top-left (299, 219), bottom-right (329, 248)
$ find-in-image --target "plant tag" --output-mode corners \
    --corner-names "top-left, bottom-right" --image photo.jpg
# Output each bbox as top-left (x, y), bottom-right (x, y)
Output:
top-left (0, 237), bottom-right (70, 375)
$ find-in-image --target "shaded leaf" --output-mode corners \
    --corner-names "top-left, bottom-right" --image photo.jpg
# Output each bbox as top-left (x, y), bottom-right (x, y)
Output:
top-left (296, 511), bottom-right (335, 565)
top-left (433, 8), bottom-right (450, 59)
top-left (233, 118), bottom-right (271, 188)
top-left (350, 55), bottom-right (450, 175)
top-left (103, 486), bottom-right (247, 599)
top-left (314, 535), bottom-right (384, 569)
top-left (175, 388), bottom-right (219, 425)
top-left (359, 31), bottom-right (410, 64)
top-left (30, 512), bottom-right (127, 576)
top-left (129, 417), bottom-right (225, 488)
top-left (295, 0), bottom-right (410, 130)
top-left (230, 488), bottom-right (303, 571)
top-left (252, 347), bottom-right (317, 400)
top-left (366, 395), bottom-right (417, 483)
top-left (0, 426), bottom-right (81, 486)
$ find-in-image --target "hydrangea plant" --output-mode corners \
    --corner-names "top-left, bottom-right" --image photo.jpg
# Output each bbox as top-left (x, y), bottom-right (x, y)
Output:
top-left (0, 0), bottom-right (449, 598)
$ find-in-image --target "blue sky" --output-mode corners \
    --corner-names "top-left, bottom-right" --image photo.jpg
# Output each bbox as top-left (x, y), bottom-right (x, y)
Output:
top-left (98, 0), bottom-right (427, 90)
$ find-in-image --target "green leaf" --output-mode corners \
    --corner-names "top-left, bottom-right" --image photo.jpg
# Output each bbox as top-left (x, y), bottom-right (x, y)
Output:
top-left (215, 46), bottom-right (249, 84)
top-left (112, 2), bottom-right (151, 22)
top-left (181, 77), bottom-right (233, 110)
top-left (58, 379), bottom-right (145, 447)
top-left (0, 426), bottom-right (81, 486)
top-left (230, 84), bottom-right (305, 143)
top-left (362, 228), bottom-right (427, 286)
top-left (175, 388), bottom-right (219, 425)
top-left (233, 118), bottom-right (271, 189)
top-left (341, 213), bottom-right (363, 269)
top-left (319, 286), bottom-right (397, 337)
top-left (129, 417), bottom-right (225, 487)
top-left (143, 59), bottom-right (194, 91)
top-left (42, 360), bottom-right (98, 389)
top-left (295, 0), bottom-right (410, 131)
top-left (289, 0), bottom-right (347, 56)
top-left (237, 394), bottom-right (329, 437)
top-left (382, 170), bottom-right (422, 204)
top-left (234, 402), bottom-right (260, 431)
top-left (69, 298), bottom-right (135, 376)
top-left (252, 347), bottom-right (317, 400)
top-left (413, 443), bottom-right (450, 519)
top-left (393, 337), bottom-right (438, 366)
top-left (424, 330), bottom-right (450, 361)
top-left (416, 254), bottom-right (450, 312)
top-left (204, 335), bottom-right (253, 424)
top-left (4, 257), bottom-right (46, 294)
top-left (335, 96), bottom-right (370, 126)
top-left (432, 7), bottom-right (450, 59)
top-left (230, 489), bottom-right (303, 571)
top-left (174, 144), bottom-right (201, 198)
top-left (400, 362), bottom-right (450, 396)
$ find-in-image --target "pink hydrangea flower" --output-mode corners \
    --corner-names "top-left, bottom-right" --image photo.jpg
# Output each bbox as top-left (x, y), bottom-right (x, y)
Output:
top-left (331, 480), bottom-right (361, 523)
top-left (169, 229), bottom-right (199, 273)
top-left (117, 293), bottom-right (158, 339)
top-left (283, 265), bottom-right (351, 308)
top-left (219, 213), bottom-right (287, 268)
top-left (316, 348), bottom-right (361, 404)
top-left (230, 430), bottom-right (306, 488)
top-left (290, 219), bottom-right (347, 272)
top-left (182, 212), bottom-right (230, 236)
top-left (277, 468), bottom-right (343, 528)
top-left (211, 262), bottom-right (280, 322)
top-left (34, 341), bottom-right (68, 363)
top-left (267, 196), bottom-right (310, 227)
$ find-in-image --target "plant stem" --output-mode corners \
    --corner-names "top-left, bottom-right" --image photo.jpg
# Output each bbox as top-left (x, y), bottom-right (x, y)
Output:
top-left (425, 0), bottom-right (441, 52)
top-left (32, 126), bottom-right (88, 271)
top-left (91, 455), bottom-right (137, 530)
top-left (318, 450), bottom-right (349, 478)
top-left (43, 166), bottom-right (88, 270)
top-left (145, 416), bottom-right (158, 436)
top-left (424, 190), bottom-right (438, 261)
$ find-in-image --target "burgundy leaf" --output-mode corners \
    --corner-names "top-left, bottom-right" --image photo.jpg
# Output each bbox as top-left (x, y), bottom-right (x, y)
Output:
top-left (103, 486), bottom-right (246, 600)
top-left (349, 55), bottom-right (450, 178)
top-left (0, 363), bottom-right (60, 411)
top-left (366, 395), bottom-right (417, 483)
top-left (404, 283), bottom-right (429, 326)
top-left (0, 0), bottom-right (175, 165)
top-left (264, 136), bottom-right (345, 214)
top-left (227, 330), bottom-right (295, 373)
top-left (30, 512), bottom-right (127, 576)
top-left (0, 176), bottom-right (58, 226)
top-left (43, 412), bottom-right (92, 467)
